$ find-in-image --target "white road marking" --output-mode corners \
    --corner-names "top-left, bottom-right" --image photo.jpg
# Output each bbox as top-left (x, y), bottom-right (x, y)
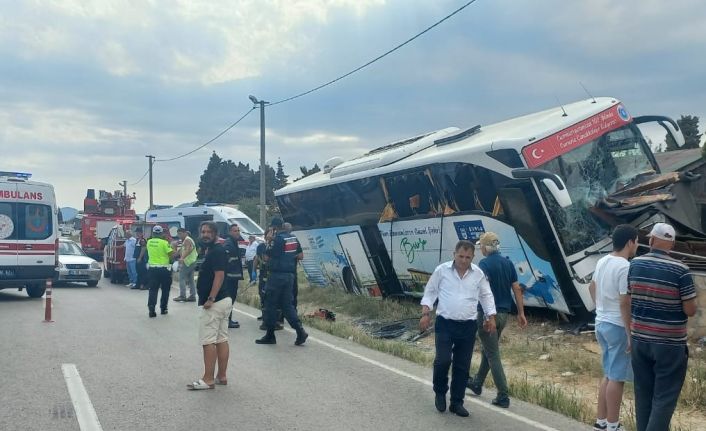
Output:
top-left (235, 309), bottom-right (560, 431)
top-left (61, 364), bottom-right (104, 431)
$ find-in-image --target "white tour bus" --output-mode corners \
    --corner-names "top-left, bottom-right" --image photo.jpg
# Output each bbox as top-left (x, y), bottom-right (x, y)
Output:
top-left (275, 97), bottom-right (690, 316)
top-left (0, 171), bottom-right (59, 298)
top-left (145, 203), bottom-right (264, 241)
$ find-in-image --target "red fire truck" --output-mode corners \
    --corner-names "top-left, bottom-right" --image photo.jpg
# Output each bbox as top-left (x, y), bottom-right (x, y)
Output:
top-left (80, 189), bottom-right (138, 260)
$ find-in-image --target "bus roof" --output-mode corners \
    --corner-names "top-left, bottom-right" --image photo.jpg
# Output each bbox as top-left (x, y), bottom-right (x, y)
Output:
top-left (277, 97), bottom-right (620, 195)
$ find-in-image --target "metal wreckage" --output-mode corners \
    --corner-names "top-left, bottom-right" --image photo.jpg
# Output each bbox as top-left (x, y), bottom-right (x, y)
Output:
top-left (592, 169), bottom-right (706, 270)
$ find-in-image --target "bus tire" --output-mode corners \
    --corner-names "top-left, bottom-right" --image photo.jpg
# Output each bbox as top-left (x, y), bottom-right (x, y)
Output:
top-left (342, 267), bottom-right (362, 295)
top-left (87, 281), bottom-right (99, 287)
top-left (26, 283), bottom-right (46, 298)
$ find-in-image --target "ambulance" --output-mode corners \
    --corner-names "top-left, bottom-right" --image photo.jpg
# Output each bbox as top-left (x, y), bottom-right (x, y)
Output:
top-left (0, 172), bottom-right (59, 297)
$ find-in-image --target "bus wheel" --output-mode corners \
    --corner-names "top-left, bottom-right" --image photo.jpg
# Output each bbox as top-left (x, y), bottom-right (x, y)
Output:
top-left (26, 283), bottom-right (46, 298)
top-left (342, 267), bottom-right (362, 295)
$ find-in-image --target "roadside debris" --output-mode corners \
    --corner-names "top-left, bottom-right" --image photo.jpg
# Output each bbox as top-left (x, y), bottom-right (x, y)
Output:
top-left (304, 308), bottom-right (337, 322)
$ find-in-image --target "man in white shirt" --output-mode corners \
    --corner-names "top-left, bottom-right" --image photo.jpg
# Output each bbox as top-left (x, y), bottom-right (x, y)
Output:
top-left (420, 240), bottom-right (497, 417)
top-left (244, 235), bottom-right (259, 284)
top-left (123, 230), bottom-right (137, 287)
top-left (589, 224), bottom-right (638, 431)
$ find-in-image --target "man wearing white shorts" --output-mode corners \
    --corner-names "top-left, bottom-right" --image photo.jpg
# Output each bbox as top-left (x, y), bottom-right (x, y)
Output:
top-left (187, 221), bottom-right (235, 390)
top-left (589, 224), bottom-right (639, 431)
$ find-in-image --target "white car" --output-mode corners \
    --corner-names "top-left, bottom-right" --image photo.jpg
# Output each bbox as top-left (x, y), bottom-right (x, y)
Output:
top-left (56, 239), bottom-right (102, 287)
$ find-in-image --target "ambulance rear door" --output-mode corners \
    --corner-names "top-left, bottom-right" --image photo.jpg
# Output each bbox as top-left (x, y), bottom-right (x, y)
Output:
top-left (16, 183), bottom-right (57, 279)
top-left (0, 182), bottom-right (19, 278)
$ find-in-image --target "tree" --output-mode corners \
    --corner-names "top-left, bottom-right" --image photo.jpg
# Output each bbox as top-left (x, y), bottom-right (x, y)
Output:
top-left (299, 164), bottom-right (321, 177)
top-left (196, 152), bottom-right (223, 203)
top-left (665, 115), bottom-right (702, 151)
top-left (195, 151), bottom-right (277, 204)
top-left (274, 159), bottom-right (289, 190)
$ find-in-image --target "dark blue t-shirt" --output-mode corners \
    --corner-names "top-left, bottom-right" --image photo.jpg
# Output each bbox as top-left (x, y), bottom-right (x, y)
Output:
top-left (479, 252), bottom-right (518, 313)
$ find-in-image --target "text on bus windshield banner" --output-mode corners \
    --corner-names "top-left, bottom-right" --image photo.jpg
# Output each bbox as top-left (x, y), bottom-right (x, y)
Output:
top-left (521, 104), bottom-right (632, 168)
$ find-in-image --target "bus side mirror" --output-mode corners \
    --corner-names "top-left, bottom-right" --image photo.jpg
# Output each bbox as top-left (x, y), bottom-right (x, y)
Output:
top-left (512, 168), bottom-right (573, 208)
top-left (633, 115), bottom-right (685, 148)
top-left (541, 178), bottom-right (572, 208)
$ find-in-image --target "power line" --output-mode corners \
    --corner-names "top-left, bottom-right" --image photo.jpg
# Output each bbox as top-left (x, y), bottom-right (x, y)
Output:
top-left (155, 107), bottom-right (256, 162)
top-left (269, 0), bottom-right (479, 107)
top-left (129, 168), bottom-right (150, 186)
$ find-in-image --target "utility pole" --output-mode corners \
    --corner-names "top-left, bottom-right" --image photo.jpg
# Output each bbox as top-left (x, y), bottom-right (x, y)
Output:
top-left (249, 95), bottom-right (269, 229)
top-left (119, 180), bottom-right (127, 196)
top-left (145, 155), bottom-right (155, 210)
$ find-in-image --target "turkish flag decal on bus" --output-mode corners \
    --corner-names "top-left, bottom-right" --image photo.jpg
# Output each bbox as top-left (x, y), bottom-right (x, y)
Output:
top-left (522, 104), bottom-right (632, 168)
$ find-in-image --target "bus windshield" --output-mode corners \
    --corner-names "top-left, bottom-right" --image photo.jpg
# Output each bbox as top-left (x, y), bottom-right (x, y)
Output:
top-left (538, 124), bottom-right (655, 256)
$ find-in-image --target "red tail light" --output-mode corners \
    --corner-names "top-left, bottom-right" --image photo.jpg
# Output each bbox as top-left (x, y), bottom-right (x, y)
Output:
top-left (55, 238), bottom-right (59, 267)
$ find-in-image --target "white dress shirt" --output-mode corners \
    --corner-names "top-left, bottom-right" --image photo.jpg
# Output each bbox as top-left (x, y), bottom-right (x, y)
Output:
top-left (245, 241), bottom-right (260, 261)
top-left (421, 261), bottom-right (496, 321)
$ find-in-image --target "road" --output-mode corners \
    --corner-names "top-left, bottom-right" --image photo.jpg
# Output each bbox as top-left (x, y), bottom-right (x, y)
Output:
top-left (0, 279), bottom-right (590, 431)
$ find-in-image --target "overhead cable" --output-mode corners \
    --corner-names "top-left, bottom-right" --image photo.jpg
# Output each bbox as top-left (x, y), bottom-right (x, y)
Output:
top-left (156, 107), bottom-right (256, 162)
top-left (269, 0), bottom-right (479, 107)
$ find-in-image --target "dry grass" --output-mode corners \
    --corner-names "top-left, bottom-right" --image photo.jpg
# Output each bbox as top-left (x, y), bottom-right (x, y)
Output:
top-left (237, 274), bottom-right (706, 431)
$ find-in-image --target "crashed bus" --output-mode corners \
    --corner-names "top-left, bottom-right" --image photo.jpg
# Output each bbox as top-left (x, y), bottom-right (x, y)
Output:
top-left (276, 97), bottom-right (705, 316)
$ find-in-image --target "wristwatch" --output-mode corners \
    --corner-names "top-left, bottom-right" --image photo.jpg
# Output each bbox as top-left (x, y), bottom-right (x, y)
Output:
top-left (207, 296), bottom-right (215, 302)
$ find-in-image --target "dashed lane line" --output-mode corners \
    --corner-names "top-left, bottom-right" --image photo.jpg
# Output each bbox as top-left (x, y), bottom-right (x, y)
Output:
top-left (61, 364), bottom-right (103, 431)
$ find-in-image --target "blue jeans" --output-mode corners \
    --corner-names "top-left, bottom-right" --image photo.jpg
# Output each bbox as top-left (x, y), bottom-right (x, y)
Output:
top-left (433, 316), bottom-right (478, 405)
top-left (126, 260), bottom-right (137, 284)
top-left (631, 339), bottom-right (689, 431)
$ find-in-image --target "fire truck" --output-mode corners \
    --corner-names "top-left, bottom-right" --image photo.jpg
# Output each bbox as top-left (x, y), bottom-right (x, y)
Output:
top-left (80, 189), bottom-right (138, 260)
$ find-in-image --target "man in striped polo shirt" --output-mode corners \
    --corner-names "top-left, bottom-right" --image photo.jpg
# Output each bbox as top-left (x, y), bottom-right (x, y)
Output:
top-left (628, 222), bottom-right (697, 431)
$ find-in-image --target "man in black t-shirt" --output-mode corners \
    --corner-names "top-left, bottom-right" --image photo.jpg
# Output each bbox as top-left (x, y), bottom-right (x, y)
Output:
top-left (186, 221), bottom-right (233, 391)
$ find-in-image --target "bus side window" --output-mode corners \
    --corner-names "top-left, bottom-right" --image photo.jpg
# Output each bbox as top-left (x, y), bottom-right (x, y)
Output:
top-left (385, 170), bottom-right (441, 219)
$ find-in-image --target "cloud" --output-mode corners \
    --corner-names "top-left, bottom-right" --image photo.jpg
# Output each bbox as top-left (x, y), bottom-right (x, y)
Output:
top-left (0, 0), bottom-right (386, 85)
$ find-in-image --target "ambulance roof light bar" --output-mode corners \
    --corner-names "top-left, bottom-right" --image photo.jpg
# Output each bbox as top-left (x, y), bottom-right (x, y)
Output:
top-left (0, 171), bottom-right (32, 179)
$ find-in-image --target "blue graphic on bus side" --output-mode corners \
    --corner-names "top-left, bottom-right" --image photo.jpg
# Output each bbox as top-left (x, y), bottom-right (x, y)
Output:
top-left (453, 220), bottom-right (485, 242)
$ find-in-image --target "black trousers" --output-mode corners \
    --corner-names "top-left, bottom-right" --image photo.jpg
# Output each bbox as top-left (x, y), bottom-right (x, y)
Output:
top-left (433, 316), bottom-right (478, 405)
top-left (264, 272), bottom-right (301, 331)
top-left (147, 267), bottom-right (171, 312)
top-left (632, 339), bottom-right (689, 431)
top-left (226, 279), bottom-right (239, 321)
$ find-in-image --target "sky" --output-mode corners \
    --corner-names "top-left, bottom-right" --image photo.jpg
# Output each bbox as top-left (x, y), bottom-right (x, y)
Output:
top-left (2, 0), bottom-right (705, 212)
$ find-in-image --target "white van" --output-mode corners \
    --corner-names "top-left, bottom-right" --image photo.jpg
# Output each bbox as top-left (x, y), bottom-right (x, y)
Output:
top-left (0, 172), bottom-right (58, 297)
top-left (145, 203), bottom-right (264, 239)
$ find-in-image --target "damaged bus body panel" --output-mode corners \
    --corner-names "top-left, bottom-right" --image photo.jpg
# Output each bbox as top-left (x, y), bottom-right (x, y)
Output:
top-left (277, 97), bottom-right (706, 316)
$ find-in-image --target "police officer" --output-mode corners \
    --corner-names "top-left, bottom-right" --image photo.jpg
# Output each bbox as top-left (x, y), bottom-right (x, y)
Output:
top-left (255, 217), bottom-right (308, 346)
top-left (224, 224), bottom-right (244, 328)
top-left (146, 225), bottom-right (175, 318)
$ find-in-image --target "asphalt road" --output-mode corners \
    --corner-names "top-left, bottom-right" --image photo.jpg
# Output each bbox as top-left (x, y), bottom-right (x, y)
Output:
top-left (0, 279), bottom-right (590, 431)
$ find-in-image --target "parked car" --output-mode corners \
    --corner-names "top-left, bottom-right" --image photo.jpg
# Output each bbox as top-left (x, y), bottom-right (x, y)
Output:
top-left (56, 239), bottom-right (102, 287)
